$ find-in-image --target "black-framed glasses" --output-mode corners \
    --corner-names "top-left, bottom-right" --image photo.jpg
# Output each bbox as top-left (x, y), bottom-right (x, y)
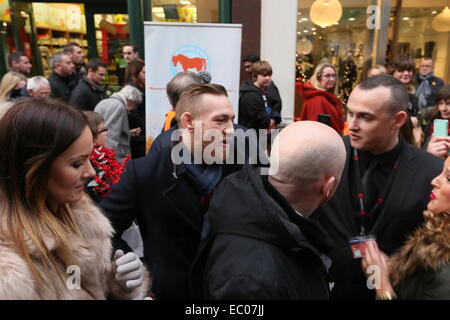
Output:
top-left (97, 128), bottom-right (108, 134)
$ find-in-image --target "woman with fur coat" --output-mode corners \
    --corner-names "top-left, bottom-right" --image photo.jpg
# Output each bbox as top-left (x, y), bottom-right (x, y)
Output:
top-left (362, 157), bottom-right (450, 300)
top-left (0, 98), bottom-right (150, 299)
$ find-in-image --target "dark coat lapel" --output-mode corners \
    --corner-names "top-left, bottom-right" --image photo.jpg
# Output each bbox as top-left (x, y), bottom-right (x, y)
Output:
top-left (162, 166), bottom-right (202, 233)
top-left (370, 143), bottom-right (416, 235)
top-left (338, 138), bottom-right (359, 235)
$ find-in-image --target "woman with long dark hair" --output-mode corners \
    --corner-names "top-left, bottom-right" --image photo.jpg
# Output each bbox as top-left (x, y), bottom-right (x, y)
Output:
top-left (0, 98), bottom-right (149, 299)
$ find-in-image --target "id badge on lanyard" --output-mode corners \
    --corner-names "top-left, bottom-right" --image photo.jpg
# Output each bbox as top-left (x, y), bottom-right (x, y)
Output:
top-left (348, 235), bottom-right (377, 259)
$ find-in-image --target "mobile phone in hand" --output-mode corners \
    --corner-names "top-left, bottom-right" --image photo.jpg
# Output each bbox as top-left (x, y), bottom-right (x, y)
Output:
top-left (434, 119), bottom-right (448, 137)
top-left (318, 114), bottom-right (331, 127)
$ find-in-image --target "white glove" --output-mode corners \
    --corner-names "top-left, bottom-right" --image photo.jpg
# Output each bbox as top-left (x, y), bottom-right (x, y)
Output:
top-left (114, 250), bottom-right (144, 291)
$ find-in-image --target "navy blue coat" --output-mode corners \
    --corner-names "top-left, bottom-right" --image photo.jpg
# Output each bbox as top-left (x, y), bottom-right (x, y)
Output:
top-left (100, 126), bottom-right (245, 300)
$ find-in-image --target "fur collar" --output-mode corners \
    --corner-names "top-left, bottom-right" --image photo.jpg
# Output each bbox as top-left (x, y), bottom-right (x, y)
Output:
top-left (390, 211), bottom-right (450, 286)
top-left (22, 195), bottom-right (113, 256)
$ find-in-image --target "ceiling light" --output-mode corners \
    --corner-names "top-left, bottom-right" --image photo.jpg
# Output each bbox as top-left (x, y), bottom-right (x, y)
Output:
top-left (310, 0), bottom-right (343, 27)
top-left (432, 7), bottom-right (450, 32)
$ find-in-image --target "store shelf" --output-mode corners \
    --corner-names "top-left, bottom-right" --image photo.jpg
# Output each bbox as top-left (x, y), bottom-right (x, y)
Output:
top-left (36, 27), bottom-right (87, 76)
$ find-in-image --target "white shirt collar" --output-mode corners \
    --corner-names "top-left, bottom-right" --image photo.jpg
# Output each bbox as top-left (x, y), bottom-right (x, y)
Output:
top-left (295, 210), bottom-right (307, 219)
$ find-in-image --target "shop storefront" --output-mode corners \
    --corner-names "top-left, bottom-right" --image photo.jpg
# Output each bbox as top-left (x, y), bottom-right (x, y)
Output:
top-left (2, 0), bottom-right (450, 122)
top-left (0, 0), bottom-right (230, 84)
top-left (296, 0), bottom-right (450, 108)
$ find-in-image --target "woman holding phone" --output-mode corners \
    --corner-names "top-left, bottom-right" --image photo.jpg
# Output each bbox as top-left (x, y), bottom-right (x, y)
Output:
top-left (361, 157), bottom-right (450, 299)
top-left (0, 98), bottom-right (150, 299)
top-left (300, 63), bottom-right (344, 134)
top-left (425, 85), bottom-right (450, 158)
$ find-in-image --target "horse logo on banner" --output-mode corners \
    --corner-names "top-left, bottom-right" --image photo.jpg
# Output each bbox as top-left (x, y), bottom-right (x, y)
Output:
top-left (170, 45), bottom-right (211, 75)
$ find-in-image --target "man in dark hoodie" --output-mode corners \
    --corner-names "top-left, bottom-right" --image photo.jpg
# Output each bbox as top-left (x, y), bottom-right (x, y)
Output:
top-left (242, 54), bottom-right (283, 114)
top-left (239, 60), bottom-right (281, 131)
top-left (197, 121), bottom-right (346, 299)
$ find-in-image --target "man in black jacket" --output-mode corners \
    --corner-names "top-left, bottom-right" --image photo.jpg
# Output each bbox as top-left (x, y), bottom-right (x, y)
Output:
top-left (48, 52), bottom-right (75, 102)
top-left (198, 121), bottom-right (346, 299)
top-left (311, 75), bottom-right (443, 299)
top-left (64, 42), bottom-right (86, 87)
top-left (101, 84), bottom-right (246, 300)
top-left (70, 58), bottom-right (106, 111)
top-left (415, 58), bottom-right (444, 111)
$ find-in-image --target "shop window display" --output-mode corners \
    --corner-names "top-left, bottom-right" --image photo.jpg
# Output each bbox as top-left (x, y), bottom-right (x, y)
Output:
top-left (297, 0), bottom-right (369, 107)
top-left (296, 0), bottom-right (450, 114)
top-left (391, 0), bottom-right (450, 83)
top-left (151, 0), bottom-right (219, 23)
top-left (95, 14), bottom-right (129, 88)
top-left (33, 3), bottom-right (87, 78)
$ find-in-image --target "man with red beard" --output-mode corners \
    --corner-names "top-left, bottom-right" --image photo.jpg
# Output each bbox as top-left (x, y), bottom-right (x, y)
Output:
top-left (101, 84), bottom-right (247, 300)
top-left (311, 75), bottom-right (443, 299)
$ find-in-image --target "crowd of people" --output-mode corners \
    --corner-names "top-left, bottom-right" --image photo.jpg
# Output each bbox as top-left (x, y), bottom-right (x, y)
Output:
top-left (0, 46), bottom-right (448, 301)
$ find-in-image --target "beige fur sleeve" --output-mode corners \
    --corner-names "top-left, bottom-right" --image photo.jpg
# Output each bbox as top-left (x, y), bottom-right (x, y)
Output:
top-left (0, 246), bottom-right (39, 300)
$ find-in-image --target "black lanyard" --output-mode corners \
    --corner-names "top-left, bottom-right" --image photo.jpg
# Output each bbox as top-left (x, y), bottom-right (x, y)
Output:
top-left (352, 149), bottom-right (399, 236)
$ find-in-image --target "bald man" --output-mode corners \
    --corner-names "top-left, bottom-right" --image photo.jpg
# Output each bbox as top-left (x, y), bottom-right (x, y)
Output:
top-left (193, 121), bottom-right (346, 299)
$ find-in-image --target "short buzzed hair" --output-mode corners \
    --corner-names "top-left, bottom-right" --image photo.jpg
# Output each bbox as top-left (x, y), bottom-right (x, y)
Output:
top-left (63, 42), bottom-right (81, 54)
top-left (49, 52), bottom-right (71, 70)
top-left (8, 51), bottom-right (26, 67)
top-left (357, 74), bottom-right (409, 114)
top-left (273, 144), bottom-right (344, 185)
top-left (176, 84), bottom-right (228, 122)
top-left (269, 122), bottom-right (345, 186)
top-left (87, 58), bottom-right (107, 72)
top-left (167, 72), bottom-right (203, 107)
top-left (123, 43), bottom-right (138, 53)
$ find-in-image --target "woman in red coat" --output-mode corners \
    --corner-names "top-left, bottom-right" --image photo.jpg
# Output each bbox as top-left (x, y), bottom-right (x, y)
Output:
top-left (300, 63), bottom-right (344, 134)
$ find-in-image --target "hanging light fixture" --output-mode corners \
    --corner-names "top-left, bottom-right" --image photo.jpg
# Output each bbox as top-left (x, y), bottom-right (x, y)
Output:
top-left (310, 0), bottom-right (343, 27)
top-left (432, 6), bottom-right (450, 32)
top-left (297, 37), bottom-right (313, 55)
